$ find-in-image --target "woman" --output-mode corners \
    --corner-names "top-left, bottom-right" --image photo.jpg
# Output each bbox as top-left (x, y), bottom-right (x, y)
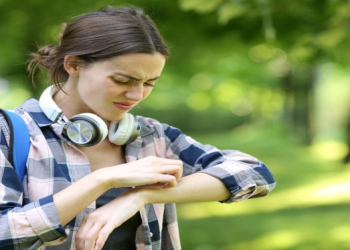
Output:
top-left (0, 6), bottom-right (276, 250)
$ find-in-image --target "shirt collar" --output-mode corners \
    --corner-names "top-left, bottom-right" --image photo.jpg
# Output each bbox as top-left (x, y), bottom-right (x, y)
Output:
top-left (21, 98), bottom-right (53, 127)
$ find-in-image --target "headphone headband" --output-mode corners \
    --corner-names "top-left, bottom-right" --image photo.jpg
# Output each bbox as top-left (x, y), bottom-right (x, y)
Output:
top-left (39, 86), bottom-right (64, 122)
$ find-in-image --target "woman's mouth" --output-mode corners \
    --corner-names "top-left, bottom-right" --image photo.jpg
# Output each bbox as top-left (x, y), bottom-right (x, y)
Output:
top-left (113, 102), bottom-right (135, 110)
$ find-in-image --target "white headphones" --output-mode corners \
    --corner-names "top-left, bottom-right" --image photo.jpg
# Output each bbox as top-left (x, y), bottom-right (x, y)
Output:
top-left (39, 86), bottom-right (141, 147)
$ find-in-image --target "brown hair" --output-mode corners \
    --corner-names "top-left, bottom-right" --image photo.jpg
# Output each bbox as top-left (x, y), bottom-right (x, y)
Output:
top-left (28, 6), bottom-right (169, 86)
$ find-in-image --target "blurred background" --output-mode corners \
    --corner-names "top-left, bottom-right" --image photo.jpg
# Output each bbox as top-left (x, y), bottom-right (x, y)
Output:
top-left (1, 0), bottom-right (349, 249)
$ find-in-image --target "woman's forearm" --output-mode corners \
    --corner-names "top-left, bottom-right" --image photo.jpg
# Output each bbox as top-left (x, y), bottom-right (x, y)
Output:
top-left (53, 156), bottom-right (183, 226)
top-left (53, 169), bottom-right (110, 226)
top-left (139, 173), bottom-right (231, 205)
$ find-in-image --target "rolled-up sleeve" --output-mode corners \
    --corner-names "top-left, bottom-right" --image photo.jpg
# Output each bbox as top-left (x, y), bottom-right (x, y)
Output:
top-left (200, 156), bottom-right (275, 202)
top-left (154, 121), bottom-right (276, 203)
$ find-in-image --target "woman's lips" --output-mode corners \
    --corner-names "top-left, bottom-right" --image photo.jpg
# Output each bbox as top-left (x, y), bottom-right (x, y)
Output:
top-left (113, 102), bottom-right (135, 110)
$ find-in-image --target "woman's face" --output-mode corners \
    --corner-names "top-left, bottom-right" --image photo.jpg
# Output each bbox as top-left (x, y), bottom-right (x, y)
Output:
top-left (72, 52), bottom-right (166, 122)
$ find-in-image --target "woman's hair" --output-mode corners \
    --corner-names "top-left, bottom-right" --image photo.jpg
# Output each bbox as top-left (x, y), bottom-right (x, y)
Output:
top-left (28, 6), bottom-right (169, 85)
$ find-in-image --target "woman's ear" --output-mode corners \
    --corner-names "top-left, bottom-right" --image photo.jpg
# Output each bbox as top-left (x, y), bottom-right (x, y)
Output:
top-left (63, 55), bottom-right (82, 77)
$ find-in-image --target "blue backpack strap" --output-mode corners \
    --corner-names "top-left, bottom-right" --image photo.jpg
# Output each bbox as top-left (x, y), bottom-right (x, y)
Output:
top-left (0, 109), bottom-right (30, 182)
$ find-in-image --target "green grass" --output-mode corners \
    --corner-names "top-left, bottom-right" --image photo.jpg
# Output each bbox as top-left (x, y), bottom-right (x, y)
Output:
top-left (177, 124), bottom-right (350, 250)
top-left (178, 203), bottom-right (350, 250)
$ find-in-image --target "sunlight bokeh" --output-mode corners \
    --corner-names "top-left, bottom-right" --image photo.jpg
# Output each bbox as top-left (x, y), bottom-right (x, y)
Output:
top-left (0, 86), bottom-right (30, 110)
top-left (310, 141), bottom-right (349, 161)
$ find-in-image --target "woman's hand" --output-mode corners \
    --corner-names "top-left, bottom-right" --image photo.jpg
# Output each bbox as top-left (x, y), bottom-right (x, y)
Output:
top-left (75, 189), bottom-right (144, 250)
top-left (74, 156), bottom-right (183, 249)
top-left (104, 156), bottom-right (183, 189)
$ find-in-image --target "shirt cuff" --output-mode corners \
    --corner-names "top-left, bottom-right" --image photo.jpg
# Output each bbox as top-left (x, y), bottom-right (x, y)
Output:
top-left (24, 195), bottom-right (67, 245)
top-left (199, 162), bottom-right (258, 203)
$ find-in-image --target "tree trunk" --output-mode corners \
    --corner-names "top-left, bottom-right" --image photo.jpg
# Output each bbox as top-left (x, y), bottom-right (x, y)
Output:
top-left (287, 64), bottom-right (314, 144)
top-left (344, 118), bottom-right (350, 163)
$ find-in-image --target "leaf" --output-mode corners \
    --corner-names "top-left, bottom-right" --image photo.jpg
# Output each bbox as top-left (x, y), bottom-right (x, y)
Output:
top-left (315, 29), bottom-right (347, 50)
top-left (217, 1), bottom-right (248, 25)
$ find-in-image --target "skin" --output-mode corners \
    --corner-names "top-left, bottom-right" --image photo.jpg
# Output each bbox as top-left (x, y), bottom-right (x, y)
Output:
top-left (51, 52), bottom-right (230, 250)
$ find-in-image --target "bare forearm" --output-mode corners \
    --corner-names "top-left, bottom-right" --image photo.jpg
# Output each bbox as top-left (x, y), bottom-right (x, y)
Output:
top-left (53, 169), bottom-right (110, 226)
top-left (52, 156), bottom-right (183, 226)
top-left (140, 173), bottom-right (230, 204)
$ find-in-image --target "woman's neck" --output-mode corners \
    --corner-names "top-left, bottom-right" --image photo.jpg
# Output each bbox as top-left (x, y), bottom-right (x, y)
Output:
top-left (52, 83), bottom-right (93, 120)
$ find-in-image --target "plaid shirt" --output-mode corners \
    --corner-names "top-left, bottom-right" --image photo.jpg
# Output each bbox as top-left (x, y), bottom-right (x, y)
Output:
top-left (0, 98), bottom-right (276, 250)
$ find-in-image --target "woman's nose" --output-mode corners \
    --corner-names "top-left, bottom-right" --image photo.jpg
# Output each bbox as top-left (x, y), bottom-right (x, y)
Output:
top-left (124, 84), bottom-right (143, 101)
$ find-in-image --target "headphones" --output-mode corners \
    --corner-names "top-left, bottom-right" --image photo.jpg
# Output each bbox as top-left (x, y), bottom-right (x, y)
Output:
top-left (39, 86), bottom-right (141, 147)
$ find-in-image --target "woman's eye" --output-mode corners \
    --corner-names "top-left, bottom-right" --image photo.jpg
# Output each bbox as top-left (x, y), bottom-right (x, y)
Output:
top-left (113, 79), bottom-right (130, 85)
top-left (144, 82), bottom-right (155, 87)
top-left (112, 77), bottom-right (154, 87)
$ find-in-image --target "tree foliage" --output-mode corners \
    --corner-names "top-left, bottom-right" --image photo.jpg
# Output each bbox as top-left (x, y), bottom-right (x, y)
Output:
top-left (0, 0), bottom-right (349, 147)
top-left (179, 0), bottom-right (350, 144)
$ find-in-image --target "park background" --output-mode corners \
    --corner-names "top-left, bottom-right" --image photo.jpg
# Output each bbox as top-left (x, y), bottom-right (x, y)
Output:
top-left (0, 0), bottom-right (349, 249)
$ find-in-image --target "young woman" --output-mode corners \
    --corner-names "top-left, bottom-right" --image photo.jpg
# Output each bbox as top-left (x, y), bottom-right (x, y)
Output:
top-left (0, 6), bottom-right (276, 250)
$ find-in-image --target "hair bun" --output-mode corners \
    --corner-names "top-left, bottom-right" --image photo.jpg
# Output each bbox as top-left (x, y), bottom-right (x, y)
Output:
top-left (38, 45), bottom-right (57, 57)
top-left (30, 45), bottom-right (58, 69)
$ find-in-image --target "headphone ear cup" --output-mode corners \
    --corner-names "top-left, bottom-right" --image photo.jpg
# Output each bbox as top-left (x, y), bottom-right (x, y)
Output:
top-left (108, 113), bottom-right (140, 145)
top-left (67, 113), bottom-right (108, 147)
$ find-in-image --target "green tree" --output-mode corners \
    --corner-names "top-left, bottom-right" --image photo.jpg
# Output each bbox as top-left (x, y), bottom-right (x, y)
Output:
top-left (178, 0), bottom-right (350, 143)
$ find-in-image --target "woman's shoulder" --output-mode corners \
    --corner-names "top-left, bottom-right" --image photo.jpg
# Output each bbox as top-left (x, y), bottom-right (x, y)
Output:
top-left (136, 115), bottom-right (181, 130)
top-left (136, 115), bottom-right (164, 137)
top-left (136, 115), bottom-right (162, 127)
top-left (136, 115), bottom-right (185, 140)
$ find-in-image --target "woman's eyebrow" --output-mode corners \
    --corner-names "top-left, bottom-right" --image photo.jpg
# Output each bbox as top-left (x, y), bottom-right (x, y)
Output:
top-left (115, 73), bottom-right (160, 81)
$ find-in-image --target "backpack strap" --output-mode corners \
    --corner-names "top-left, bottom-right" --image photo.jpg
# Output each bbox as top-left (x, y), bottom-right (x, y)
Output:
top-left (0, 109), bottom-right (30, 182)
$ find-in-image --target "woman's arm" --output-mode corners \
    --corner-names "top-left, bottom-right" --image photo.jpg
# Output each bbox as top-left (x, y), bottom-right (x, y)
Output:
top-left (140, 172), bottom-right (230, 204)
top-left (76, 152), bottom-right (276, 250)
top-left (156, 119), bottom-right (276, 201)
top-left (53, 156), bottom-right (183, 226)
top-left (75, 172), bottom-right (230, 250)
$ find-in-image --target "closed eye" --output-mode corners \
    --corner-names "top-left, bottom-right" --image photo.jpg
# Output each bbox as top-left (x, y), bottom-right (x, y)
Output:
top-left (112, 78), bottom-right (131, 85)
top-left (144, 82), bottom-right (155, 87)
top-left (111, 76), bottom-right (157, 87)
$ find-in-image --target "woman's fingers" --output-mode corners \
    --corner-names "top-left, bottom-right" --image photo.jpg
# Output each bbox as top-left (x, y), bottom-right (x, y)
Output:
top-left (94, 224), bottom-right (115, 250)
top-left (142, 157), bottom-right (183, 181)
top-left (75, 218), bottom-right (115, 250)
top-left (166, 161), bottom-right (183, 180)
top-left (149, 173), bottom-right (177, 187)
top-left (83, 226), bottom-right (101, 250)
top-left (76, 190), bottom-right (144, 250)
top-left (110, 156), bottom-right (183, 188)
top-left (75, 218), bottom-right (92, 249)
top-left (75, 215), bottom-right (104, 250)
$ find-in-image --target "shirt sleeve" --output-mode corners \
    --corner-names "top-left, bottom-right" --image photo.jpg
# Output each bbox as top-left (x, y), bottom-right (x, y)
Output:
top-left (0, 113), bottom-right (67, 249)
top-left (147, 118), bottom-right (276, 203)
